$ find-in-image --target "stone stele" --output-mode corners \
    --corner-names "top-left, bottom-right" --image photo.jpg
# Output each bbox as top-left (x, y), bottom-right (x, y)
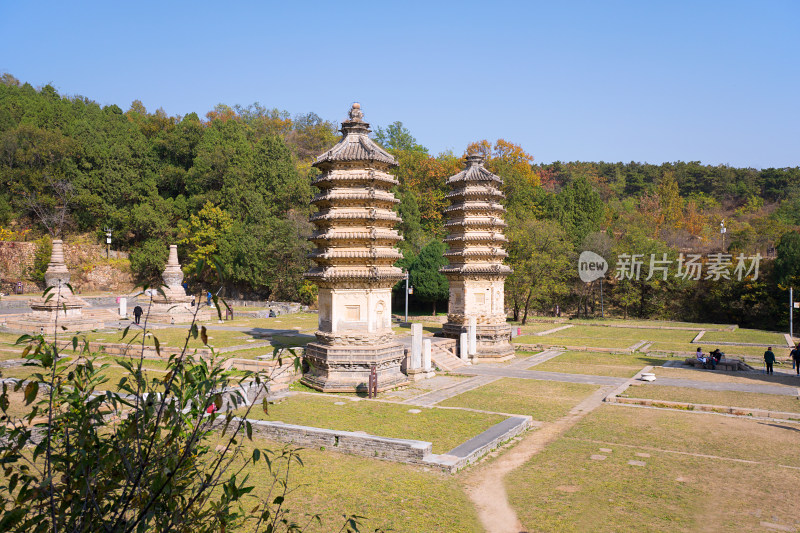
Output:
top-left (440, 154), bottom-right (514, 361)
top-left (6, 239), bottom-right (103, 334)
top-left (302, 103), bottom-right (408, 392)
top-left (142, 245), bottom-right (211, 324)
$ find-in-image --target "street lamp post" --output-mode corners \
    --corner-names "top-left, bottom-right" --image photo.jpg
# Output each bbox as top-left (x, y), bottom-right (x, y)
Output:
top-left (103, 227), bottom-right (112, 258)
top-left (403, 269), bottom-right (409, 323)
top-left (720, 220), bottom-right (726, 252)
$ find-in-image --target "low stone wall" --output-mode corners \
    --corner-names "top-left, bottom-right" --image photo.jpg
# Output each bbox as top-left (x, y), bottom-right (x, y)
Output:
top-left (513, 343), bottom-right (633, 354)
top-left (218, 417), bottom-right (433, 463)
top-left (226, 300), bottom-right (308, 315)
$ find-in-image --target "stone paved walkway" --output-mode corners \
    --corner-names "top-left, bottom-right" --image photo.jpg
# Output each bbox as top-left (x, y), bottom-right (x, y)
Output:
top-left (453, 365), bottom-right (626, 387)
top-left (405, 375), bottom-right (499, 406)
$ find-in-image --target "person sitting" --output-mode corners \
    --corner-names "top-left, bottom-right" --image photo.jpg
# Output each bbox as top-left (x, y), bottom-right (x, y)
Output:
top-left (268, 309), bottom-right (276, 318)
top-left (711, 348), bottom-right (723, 363)
top-left (695, 347), bottom-right (715, 370)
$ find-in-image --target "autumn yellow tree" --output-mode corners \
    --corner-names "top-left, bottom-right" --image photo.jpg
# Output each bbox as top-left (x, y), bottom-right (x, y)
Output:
top-left (177, 201), bottom-right (233, 282)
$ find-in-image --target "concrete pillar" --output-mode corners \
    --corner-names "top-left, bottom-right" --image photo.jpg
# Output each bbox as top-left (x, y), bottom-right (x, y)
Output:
top-left (468, 316), bottom-right (477, 356)
top-left (459, 332), bottom-right (469, 360)
top-left (411, 323), bottom-right (423, 369)
top-left (119, 297), bottom-right (127, 318)
top-left (422, 339), bottom-right (432, 372)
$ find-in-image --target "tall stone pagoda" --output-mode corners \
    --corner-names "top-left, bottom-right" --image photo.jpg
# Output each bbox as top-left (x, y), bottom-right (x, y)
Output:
top-left (302, 103), bottom-right (407, 392)
top-left (440, 154), bottom-right (514, 361)
top-left (144, 245), bottom-right (209, 324)
top-left (6, 240), bottom-right (103, 334)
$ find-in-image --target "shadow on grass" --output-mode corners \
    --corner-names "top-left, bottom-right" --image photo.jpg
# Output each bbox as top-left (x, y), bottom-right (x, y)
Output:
top-left (760, 423), bottom-right (800, 433)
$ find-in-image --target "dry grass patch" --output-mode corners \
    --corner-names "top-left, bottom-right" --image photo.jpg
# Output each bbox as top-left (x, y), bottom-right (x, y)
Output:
top-left (239, 393), bottom-right (505, 454)
top-left (567, 405), bottom-right (800, 467)
top-left (622, 384), bottom-right (800, 414)
top-left (507, 429), bottom-right (800, 532)
top-left (532, 351), bottom-right (670, 377)
top-left (224, 438), bottom-right (482, 532)
top-left (438, 378), bottom-right (599, 421)
top-left (701, 328), bottom-right (787, 345)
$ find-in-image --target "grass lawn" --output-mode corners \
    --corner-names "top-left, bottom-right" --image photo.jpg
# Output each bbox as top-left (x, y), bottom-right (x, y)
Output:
top-left (515, 323), bottom-right (565, 335)
top-left (393, 322), bottom-right (444, 335)
top-left (554, 326), bottom-right (697, 344)
top-left (515, 334), bottom-right (637, 350)
top-left (532, 351), bottom-right (670, 378)
top-left (85, 327), bottom-right (255, 350)
top-left (0, 359), bottom-right (169, 387)
top-left (238, 393), bottom-right (506, 454)
top-left (563, 318), bottom-right (731, 329)
top-left (224, 438), bottom-right (482, 532)
top-left (506, 423), bottom-right (799, 531)
top-left (652, 366), bottom-right (800, 387)
top-left (622, 384), bottom-right (800, 414)
top-left (700, 328), bottom-right (787, 345)
top-left (264, 312), bottom-right (319, 331)
top-left (438, 378), bottom-right (599, 422)
top-left (566, 405), bottom-right (800, 467)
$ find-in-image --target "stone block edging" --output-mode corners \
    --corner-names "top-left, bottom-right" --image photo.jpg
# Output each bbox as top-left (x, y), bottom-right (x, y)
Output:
top-left (535, 324), bottom-right (574, 336)
top-left (513, 343), bottom-right (632, 354)
top-left (607, 396), bottom-right (800, 421)
top-left (216, 414), bottom-right (531, 473)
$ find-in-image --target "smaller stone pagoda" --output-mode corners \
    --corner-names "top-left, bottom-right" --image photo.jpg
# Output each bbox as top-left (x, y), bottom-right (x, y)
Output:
top-left (441, 154), bottom-right (514, 361)
top-left (6, 240), bottom-right (103, 334)
top-left (143, 245), bottom-right (210, 324)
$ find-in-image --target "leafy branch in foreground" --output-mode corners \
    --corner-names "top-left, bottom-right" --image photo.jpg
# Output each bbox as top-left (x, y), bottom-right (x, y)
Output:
top-left (0, 284), bottom-right (374, 532)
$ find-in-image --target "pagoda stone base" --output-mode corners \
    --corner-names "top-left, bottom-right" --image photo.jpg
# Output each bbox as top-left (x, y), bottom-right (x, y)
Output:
top-left (442, 322), bottom-right (514, 362)
top-left (301, 342), bottom-right (408, 393)
top-left (5, 313), bottom-right (104, 335)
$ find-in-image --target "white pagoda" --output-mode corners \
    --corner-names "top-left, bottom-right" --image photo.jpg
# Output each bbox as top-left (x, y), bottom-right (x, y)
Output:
top-left (441, 154), bottom-right (514, 361)
top-left (302, 103), bottom-right (408, 392)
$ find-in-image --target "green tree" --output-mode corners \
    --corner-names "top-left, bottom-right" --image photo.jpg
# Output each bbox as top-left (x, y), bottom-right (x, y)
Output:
top-left (178, 202), bottom-right (233, 283)
top-left (550, 175), bottom-right (604, 246)
top-left (774, 231), bottom-right (800, 289)
top-left (129, 238), bottom-right (169, 283)
top-left (505, 219), bottom-right (574, 323)
top-left (374, 121), bottom-right (427, 153)
top-left (408, 240), bottom-right (449, 314)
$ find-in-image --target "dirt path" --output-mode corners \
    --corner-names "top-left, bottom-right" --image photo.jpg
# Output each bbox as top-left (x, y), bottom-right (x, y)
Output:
top-left (462, 385), bottom-right (613, 533)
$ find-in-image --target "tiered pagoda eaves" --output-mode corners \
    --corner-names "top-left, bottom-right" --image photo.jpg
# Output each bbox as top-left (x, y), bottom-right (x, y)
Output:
top-left (440, 154), bottom-right (514, 361)
top-left (302, 103), bottom-right (408, 392)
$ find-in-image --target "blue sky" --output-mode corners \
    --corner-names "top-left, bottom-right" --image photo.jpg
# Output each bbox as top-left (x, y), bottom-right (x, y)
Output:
top-left (1, 0), bottom-right (798, 168)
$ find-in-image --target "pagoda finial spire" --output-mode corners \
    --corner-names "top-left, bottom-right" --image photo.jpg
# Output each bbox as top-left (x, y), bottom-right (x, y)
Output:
top-left (349, 102), bottom-right (364, 122)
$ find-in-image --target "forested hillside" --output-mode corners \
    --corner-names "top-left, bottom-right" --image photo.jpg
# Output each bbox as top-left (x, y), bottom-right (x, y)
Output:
top-left (1, 74), bottom-right (799, 328)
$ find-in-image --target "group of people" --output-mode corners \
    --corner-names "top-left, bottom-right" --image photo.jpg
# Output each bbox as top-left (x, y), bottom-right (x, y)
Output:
top-left (695, 347), bottom-right (724, 369)
top-left (764, 344), bottom-right (800, 375)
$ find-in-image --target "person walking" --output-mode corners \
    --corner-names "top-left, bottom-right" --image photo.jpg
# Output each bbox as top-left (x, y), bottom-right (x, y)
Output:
top-left (133, 305), bottom-right (143, 325)
top-left (791, 344), bottom-right (800, 376)
top-left (764, 346), bottom-right (776, 375)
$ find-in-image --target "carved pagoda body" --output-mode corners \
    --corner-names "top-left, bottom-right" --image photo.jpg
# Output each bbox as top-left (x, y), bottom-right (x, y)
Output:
top-left (302, 104), bottom-right (408, 392)
top-left (441, 155), bottom-right (514, 361)
top-left (6, 239), bottom-right (103, 334)
top-left (144, 245), bottom-right (209, 324)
